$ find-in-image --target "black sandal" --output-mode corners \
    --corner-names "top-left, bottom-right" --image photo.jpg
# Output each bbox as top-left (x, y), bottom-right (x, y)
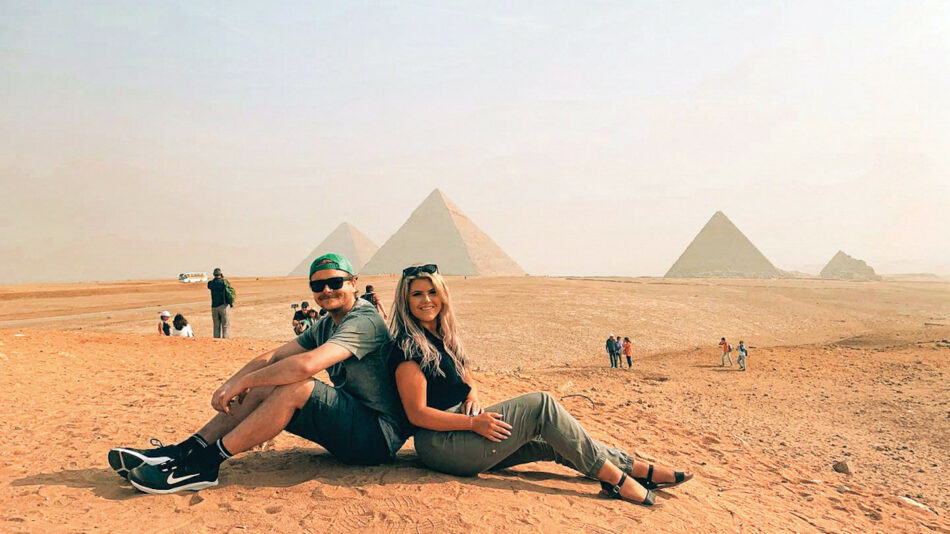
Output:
top-left (600, 473), bottom-right (657, 507)
top-left (635, 463), bottom-right (693, 490)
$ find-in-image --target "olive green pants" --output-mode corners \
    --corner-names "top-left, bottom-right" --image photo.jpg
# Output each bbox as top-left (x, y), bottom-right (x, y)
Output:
top-left (414, 392), bottom-right (634, 478)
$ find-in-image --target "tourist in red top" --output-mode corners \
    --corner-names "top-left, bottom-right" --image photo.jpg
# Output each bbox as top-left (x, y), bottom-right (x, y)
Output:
top-left (622, 337), bottom-right (633, 367)
top-left (719, 337), bottom-right (733, 367)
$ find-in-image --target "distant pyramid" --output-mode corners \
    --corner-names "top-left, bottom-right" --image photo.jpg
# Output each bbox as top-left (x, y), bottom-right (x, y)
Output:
top-left (360, 189), bottom-right (525, 276)
top-left (665, 211), bottom-right (780, 278)
top-left (820, 251), bottom-right (880, 280)
top-left (288, 223), bottom-right (378, 277)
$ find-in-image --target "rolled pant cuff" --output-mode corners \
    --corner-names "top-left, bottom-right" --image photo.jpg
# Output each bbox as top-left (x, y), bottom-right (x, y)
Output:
top-left (618, 453), bottom-right (633, 474)
top-left (587, 454), bottom-right (608, 478)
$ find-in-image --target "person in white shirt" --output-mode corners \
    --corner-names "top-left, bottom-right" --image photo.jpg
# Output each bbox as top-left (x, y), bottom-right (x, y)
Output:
top-left (171, 314), bottom-right (195, 338)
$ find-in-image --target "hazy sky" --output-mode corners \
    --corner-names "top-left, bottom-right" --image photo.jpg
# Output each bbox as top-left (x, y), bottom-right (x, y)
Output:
top-left (2, 1), bottom-right (948, 283)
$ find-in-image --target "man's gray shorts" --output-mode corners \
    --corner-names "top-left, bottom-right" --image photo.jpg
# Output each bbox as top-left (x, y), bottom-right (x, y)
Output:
top-left (284, 379), bottom-right (393, 465)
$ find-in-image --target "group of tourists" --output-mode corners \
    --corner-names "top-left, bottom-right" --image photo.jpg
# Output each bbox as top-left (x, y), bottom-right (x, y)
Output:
top-left (111, 252), bottom-right (691, 507)
top-left (718, 337), bottom-right (749, 371)
top-left (292, 284), bottom-right (386, 335)
top-left (154, 267), bottom-right (234, 339)
top-left (157, 311), bottom-right (194, 338)
top-left (291, 301), bottom-right (325, 335)
top-left (605, 334), bottom-right (633, 368)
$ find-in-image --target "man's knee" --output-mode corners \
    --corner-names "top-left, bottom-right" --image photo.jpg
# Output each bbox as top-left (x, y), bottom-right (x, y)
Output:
top-left (271, 380), bottom-right (315, 409)
top-left (244, 385), bottom-right (275, 404)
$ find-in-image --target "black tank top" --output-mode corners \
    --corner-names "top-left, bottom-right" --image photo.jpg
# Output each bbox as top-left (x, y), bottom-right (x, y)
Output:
top-left (390, 331), bottom-right (470, 411)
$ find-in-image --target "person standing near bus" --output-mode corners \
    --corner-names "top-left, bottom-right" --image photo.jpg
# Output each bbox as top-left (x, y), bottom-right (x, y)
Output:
top-left (207, 268), bottom-right (233, 338)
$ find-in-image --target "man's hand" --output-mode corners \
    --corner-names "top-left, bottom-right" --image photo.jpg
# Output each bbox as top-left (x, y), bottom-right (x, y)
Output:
top-left (211, 379), bottom-right (250, 415)
top-left (461, 395), bottom-right (483, 416)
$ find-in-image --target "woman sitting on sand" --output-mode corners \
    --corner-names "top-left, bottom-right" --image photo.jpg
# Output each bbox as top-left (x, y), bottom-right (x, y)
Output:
top-left (389, 264), bottom-right (692, 507)
top-left (170, 313), bottom-right (194, 338)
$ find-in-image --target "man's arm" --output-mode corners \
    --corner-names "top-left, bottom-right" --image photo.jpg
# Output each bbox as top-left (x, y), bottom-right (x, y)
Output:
top-left (210, 339), bottom-right (308, 412)
top-left (233, 339), bottom-right (307, 378)
top-left (239, 341), bottom-right (351, 389)
top-left (212, 341), bottom-right (351, 413)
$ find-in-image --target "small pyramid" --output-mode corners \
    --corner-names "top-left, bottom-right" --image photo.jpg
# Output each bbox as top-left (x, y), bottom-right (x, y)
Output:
top-left (820, 251), bottom-right (880, 280)
top-left (288, 223), bottom-right (378, 276)
top-left (360, 189), bottom-right (524, 276)
top-left (665, 211), bottom-right (780, 278)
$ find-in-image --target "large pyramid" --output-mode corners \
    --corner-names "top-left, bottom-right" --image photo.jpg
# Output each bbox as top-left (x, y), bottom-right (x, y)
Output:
top-left (360, 189), bottom-right (525, 276)
top-left (288, 223), bottom-right (379, 277)
top-left (820, 251), bottom-right (880, 280)
top-left (665, 211), bottom-right (780, 278)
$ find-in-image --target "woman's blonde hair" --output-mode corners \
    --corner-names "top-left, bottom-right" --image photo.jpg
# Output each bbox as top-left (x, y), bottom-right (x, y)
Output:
top-left (389, 268), bottom-right (467, 377)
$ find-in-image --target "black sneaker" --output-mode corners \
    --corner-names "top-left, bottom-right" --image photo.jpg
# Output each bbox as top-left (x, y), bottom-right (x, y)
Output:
top-left (108, 439), bottom-right (180, 479)
top-left (128, 456), bottom-right (219, 494)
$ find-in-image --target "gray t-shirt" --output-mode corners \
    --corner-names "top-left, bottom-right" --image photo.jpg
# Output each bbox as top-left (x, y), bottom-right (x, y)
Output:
top-left (295, 299), bottom-right (410, 454)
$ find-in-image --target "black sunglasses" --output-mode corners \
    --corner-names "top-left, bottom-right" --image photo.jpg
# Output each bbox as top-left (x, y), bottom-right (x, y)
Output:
top-left (309, 276), bottom-right (354, 293)
top-left (402, 264), bottom-right (439, 277)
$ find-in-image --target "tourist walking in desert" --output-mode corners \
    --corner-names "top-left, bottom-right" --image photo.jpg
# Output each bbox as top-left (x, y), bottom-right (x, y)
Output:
top-left (110, 253), bottom-right (411, 494)
top-left (207, 268), bottom-right (234, 338)
top-left (719, 337), bottom-right (733, 367)
top-left (389, 264), bottom-right (692, 507)
top-left (737, 340), bottom-right (748, 371)
top-left (605, 334), bottom-right (618, 368)
top-left (622, 336), bottom-right (633, 368)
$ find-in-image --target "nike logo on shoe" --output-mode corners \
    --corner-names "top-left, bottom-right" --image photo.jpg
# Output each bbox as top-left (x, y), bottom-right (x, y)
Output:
top-left (166, 472), bottom-right (200, 485)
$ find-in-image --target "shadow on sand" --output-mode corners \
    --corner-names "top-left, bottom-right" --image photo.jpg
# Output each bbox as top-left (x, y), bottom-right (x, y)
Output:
top-left (12, 448), bottom-right (606, 501)
top-left (693, 364), bottom-right (740, 372)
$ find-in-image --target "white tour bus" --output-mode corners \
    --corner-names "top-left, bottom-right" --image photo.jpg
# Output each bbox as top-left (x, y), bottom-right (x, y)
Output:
top-left (178, 272), bottom-right (208, 283)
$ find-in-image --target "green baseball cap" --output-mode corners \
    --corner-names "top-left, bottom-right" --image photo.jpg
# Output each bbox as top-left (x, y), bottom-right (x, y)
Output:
top-left (309, 253), bottom-right (355, 278)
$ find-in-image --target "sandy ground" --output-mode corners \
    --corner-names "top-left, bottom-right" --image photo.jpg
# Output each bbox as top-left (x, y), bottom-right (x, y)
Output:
top-left (0, 276), bottom-right (948, 533)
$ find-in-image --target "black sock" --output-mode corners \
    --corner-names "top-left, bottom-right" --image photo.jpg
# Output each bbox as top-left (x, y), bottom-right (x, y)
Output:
top-left (177, 434), bottom-right (208, 455)
top-left (192, 438), bottom-right (232, 469)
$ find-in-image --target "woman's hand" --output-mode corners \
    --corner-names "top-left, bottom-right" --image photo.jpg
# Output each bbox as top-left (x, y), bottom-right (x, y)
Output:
top-left (470, 412), bottom-right (512, 442)
top-left (211, 378), bottom-right (249, 415)
top-left (461, 395), bottom-right (483, 416)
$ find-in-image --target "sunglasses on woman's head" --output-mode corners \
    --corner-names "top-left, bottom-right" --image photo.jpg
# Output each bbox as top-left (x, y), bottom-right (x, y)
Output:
top-left (309, 276), bottom-right (354, 293)
top-left (402, 264), bottom-right (439, 277)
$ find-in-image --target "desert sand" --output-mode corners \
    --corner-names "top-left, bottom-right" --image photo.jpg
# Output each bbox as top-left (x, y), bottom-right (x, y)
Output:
top-left (1, 276), bottom-right (948, 533)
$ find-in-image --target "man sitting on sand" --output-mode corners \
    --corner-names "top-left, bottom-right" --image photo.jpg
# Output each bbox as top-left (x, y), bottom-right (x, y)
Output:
top-left (292, 301), bottom-right (310, 334)
top-left (109, 253), bottom-right (411, 494)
